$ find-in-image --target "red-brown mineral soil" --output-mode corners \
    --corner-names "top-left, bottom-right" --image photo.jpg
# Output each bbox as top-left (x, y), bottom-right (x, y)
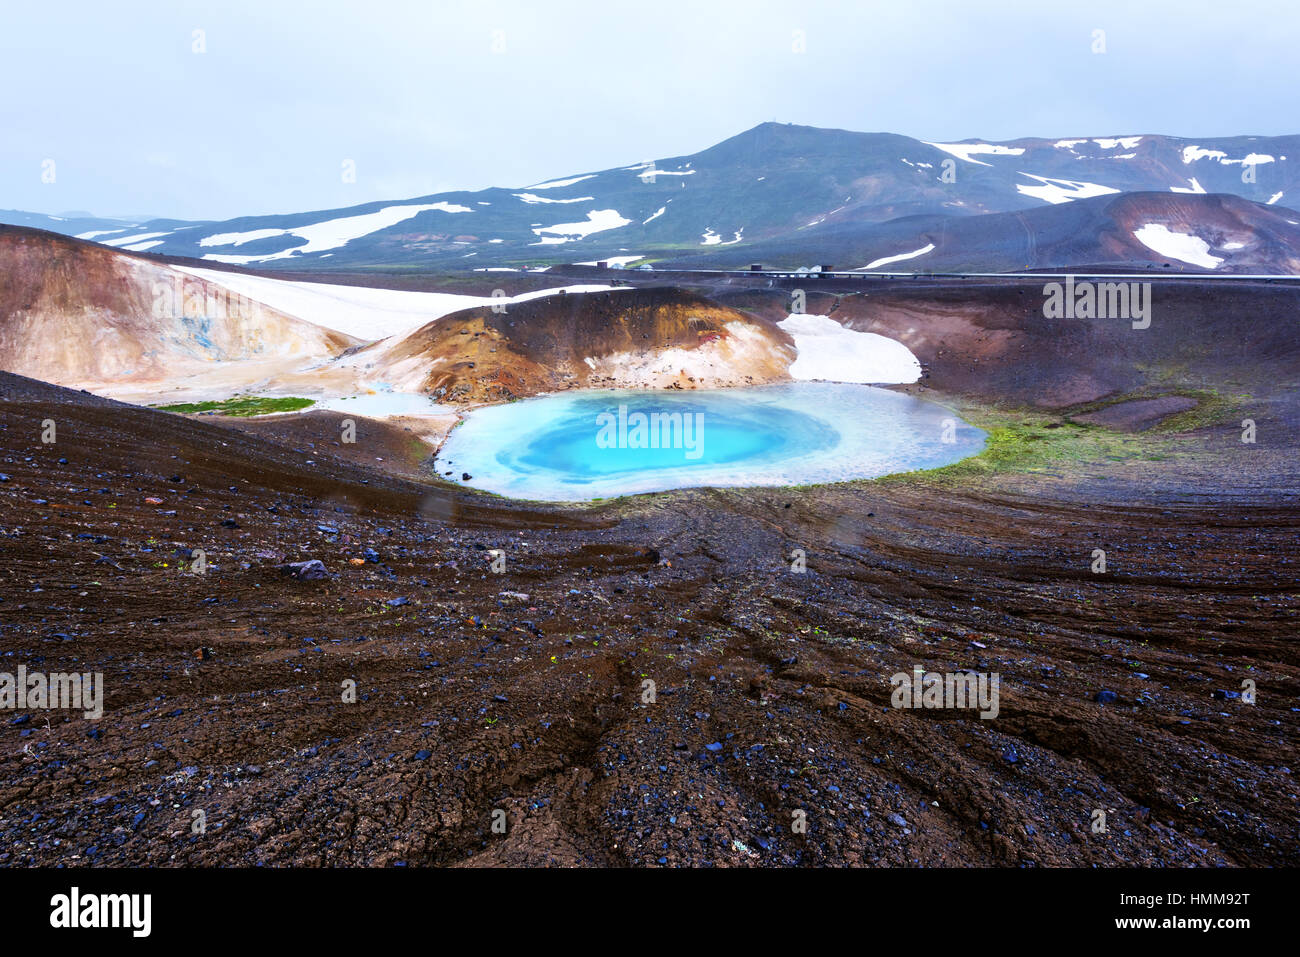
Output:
top-left (351, 286), bottom-right (795, 402)
top-left (0, 366), bottom-right (1296, 867)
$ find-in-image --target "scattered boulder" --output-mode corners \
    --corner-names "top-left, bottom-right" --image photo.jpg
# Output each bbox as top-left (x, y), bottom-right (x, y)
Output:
top-left (279, 559), bottom-right (329, 581)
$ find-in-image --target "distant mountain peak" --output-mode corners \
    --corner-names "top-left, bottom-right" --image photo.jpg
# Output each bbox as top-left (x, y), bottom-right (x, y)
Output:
top-left (4, 125), bottom-right (1297, 272)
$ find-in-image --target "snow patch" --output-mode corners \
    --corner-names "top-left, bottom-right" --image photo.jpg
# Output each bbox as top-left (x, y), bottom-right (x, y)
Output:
top-left (1133, 224), bottom-right (1223, 269)
top-left (860, 243), bottom-right (935, 270)
top-left (778, 314), bottom-right (921, 384)
top-left (75, 228), bottom-right (130, 240)
top-left (200, 228), bottom-right (287, 248)
top-left (924, 142), bottom-right (1025, 167)
top-left (701, 227), bottom-right (743, 246)
top-left (103, 231), bottom-right (171, 247)
top-left (513, 193), bottom-right (595, 205)
top-left (197, 203), bottom-right (472, 263)
top-left (1016, 173), bottom-right (1120, 204)
top-left (1182, 146), bottom-right (1227, 164)
top-left (1182, 146), bottom-right (1276, 167)
top-left (526, 174), bottom-right (596, 190)
top-left (176, 267), bottom-right (627, 340)
top-left (575, 255), bottom-right (644, 267)
top-left (530, 209), bottom-right (631, 244)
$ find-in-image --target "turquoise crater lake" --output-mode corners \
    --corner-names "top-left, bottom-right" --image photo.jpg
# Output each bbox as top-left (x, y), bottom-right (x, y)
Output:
top-left (435, 383), bottom-right (985, 501)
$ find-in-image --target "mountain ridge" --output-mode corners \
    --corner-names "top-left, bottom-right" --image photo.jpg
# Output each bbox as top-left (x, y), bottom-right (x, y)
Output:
top-left (4, 123), bottom-right (1298, 272)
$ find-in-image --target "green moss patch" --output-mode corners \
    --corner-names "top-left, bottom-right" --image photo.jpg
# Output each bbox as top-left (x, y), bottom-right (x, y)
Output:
top-left (153, 396), bottom-right (315, 417)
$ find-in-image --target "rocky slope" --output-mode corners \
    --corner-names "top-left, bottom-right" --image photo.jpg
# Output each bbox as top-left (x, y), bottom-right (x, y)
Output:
top-left (658, 192), bottom-right (1300, 274)
top-left (693, 273), bottom-right (1300, 410)
top-left (7, 123), bottom-right (1298, 271)
top-left (0, 227), bottom-right (357, 393)
top-left (0, 369), bottom-right (1295, 867)
top-left (0, 231), bottom-right (801, 407)
top-left (347, 287), bottom-right (796, 403)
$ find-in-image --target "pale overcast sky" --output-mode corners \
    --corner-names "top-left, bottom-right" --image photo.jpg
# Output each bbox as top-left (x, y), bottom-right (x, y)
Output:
top-left (3, 0), bottom-right (1298, 220)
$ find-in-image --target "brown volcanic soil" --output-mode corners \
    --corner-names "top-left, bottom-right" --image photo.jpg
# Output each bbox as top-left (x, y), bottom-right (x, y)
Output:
top-left (1, 368), bottom-right (1296, 867)
top-left (354, 287), bottom-right (794, 403)
top-left (690, 275), bottom-right (1300, 409)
